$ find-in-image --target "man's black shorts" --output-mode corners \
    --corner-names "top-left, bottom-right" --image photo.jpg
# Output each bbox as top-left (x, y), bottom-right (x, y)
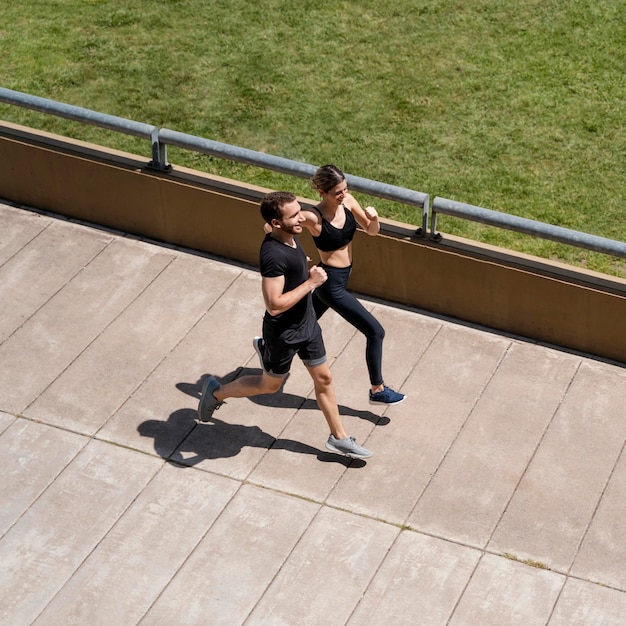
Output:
top-left (261, 318), bottom-right (327, 377)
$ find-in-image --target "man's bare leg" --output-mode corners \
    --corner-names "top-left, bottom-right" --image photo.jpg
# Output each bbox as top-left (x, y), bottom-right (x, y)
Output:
top-left (307, 361), bottom-right (373, 459)
top-left (306, 362), bottom-right (347, 439)
top-left (213, 371), bottom-right (284, 402)
top-left (198, 371), bottom-right (283, 422)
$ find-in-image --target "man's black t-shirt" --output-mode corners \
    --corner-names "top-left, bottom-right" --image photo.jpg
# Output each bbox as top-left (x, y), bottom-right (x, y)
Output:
top-left (259, 234), bottom-right (316, 344)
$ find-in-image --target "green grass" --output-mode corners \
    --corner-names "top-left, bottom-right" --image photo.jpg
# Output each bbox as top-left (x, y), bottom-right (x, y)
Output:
top-left (1, 0), bottom-right (624, 275)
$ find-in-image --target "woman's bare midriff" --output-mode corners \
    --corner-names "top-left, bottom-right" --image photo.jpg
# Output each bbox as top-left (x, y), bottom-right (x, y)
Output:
top-left (318, 244), bottom-right (353, 268)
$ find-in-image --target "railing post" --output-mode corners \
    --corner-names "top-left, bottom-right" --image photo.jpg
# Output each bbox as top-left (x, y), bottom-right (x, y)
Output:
top-left (147, 127), bottom-right (170, 171)
top-left (430, 206), bottom-right (442, 241)
top-left (415, 195), bottom-right (429, 238)
top-left (0, 87), bottom-right (161, 169)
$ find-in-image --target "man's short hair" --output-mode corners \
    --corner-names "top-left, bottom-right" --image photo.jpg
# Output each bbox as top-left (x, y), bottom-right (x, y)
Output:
top-left (260, 191), bottom-right (297, 224)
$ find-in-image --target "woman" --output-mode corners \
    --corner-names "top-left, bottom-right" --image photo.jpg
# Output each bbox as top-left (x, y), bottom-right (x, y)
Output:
top-left (303, 164), bottom-right (406, 405)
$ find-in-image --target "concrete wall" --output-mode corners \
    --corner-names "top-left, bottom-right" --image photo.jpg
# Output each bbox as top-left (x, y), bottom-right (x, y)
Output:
top-left (2, 120), bottom-right (625, 364)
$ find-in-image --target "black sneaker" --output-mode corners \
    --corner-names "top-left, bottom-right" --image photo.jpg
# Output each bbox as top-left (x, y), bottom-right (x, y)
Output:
top-left (198, 376), bottom-right (223, 422)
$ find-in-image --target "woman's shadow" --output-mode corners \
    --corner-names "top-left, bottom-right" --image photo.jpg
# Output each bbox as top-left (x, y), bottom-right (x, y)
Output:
top-left (137, 367), bottom-right (384, 468)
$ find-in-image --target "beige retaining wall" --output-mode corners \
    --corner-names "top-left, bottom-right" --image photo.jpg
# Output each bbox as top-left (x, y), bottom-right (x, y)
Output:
top-left (1, 120), bottom-right (625, 364)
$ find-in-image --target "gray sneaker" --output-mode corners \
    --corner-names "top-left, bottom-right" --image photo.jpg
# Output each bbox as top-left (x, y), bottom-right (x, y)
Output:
top-left (325, 435), bottom-right (372, 459)
top-left (198, 376), bottom-right (223, 422)
top-left (253, 336), bottom-right (265, 369)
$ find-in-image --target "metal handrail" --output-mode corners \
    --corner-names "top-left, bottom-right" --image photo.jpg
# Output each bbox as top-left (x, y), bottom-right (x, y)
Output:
top-left (432, 197), bottom-right (626, 259)
top-left (2, 87), bottom-right (625, 260)
top-left (158, 128), bottom-right (430, 233)
top-left (0, 88), bottom-right (429, 232)
top-left (0, 87), bottom-right (166, 169)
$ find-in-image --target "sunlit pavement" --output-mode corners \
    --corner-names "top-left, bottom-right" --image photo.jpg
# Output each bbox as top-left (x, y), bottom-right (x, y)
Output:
top-left (1, 199), bottom-right (625, 625)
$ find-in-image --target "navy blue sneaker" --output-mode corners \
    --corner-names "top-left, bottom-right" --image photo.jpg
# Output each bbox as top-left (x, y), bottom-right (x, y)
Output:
top-left (369, 385), bottom-right (406, 405)
top-left (198, 376), bottom-right (223, 422)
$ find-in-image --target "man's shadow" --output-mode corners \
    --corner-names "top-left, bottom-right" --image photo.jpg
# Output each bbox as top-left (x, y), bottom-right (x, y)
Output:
top-left (137, 368), bottom-right (383, 468)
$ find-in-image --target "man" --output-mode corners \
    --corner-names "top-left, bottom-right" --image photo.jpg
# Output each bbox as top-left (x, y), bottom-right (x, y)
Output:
top-left (198, 191), bottom-right (372, 460)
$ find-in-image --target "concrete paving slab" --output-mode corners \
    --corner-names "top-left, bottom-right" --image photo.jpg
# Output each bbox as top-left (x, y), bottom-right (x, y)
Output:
top-left (0, 419), bottom-right (86, 536)
top-left (174, 411), bottom-right (280, 480)
top-left (488, 360), bottom-right (626, 572)
top-left (142, 483), bottom-right (320, 625)
top-left (246, 506), bottom-right (399, 625)
top-left (549, 577), bottom-right (626, 625)
top-left (95, 260), bottom-right (245, 455)
top-left (331, 324), bottom-right (508, 526)
top-left (410, 342), bottom-right (579, 548)
top-left (570, 442), bottom-right (626, 591)
top-left (0, 217), bottom-right (111, 342)
top-left (32, 464), bottom-right (240, 626)
top-left (25, 254), bottom-right (226, 434)
top-left (0, 439), bottom-right (161, 625)
top-left (0, 237), bottom-right (172, 414)
top-left (347, 531), bottom-right (481, 625)
top-left (0, 410), bottom-right (16, 433)
top-left (0, 204), bottom-right (49, 265)
top-left (448, 553), bottom-right (564, 625)
top-left (3, 202), bottom-right (626, 625)
top-left (248, 405), bottom-right (364, 501)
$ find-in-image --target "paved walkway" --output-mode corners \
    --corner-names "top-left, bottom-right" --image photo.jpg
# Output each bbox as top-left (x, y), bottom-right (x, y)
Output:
top-left (1, 199), bottom-right (626, 625)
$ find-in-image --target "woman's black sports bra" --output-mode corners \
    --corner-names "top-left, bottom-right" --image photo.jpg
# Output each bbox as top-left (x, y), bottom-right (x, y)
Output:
top-left (311, 205), bottom-right (357, 252)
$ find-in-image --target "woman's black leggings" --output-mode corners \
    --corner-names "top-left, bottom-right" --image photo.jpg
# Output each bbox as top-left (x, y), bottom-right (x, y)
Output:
top-left (313, 263), bottom-right (385, 386)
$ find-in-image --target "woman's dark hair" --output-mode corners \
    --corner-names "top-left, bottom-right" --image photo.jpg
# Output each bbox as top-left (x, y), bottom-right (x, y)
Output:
top-left (310, 164), bottom-right (345, 193)
top-left (260, 191), bottom-right (297, 224)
